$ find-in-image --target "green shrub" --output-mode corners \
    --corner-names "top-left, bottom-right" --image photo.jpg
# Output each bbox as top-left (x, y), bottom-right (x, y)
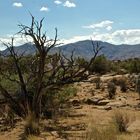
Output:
top-left (89, 55), bottom-right (110, 74)
top-left (136, 75), bottom-right (140, 99)
top-left (41, 85), bottom-right (77, 118)
top-left (128, 58), bottom-right (140, 73)
top-left (57, 85), bottom-right (77, 104)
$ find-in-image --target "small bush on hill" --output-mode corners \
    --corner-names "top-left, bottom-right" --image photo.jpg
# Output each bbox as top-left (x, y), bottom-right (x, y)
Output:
top-left (107, 81), bottom-right (116, 99)
top-left (118, 77), bottom-right (128, 92)
top-left (89, 55), bottom-right (111, 74)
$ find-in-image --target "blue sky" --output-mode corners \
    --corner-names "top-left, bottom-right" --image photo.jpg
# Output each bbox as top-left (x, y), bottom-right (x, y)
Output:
top-left (1, 0), bottom-right (140, 48)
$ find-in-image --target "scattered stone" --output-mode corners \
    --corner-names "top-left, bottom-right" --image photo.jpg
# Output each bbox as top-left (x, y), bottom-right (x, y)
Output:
top-left (71, 99), bottom-right (81, 106)
top-left (51, 131), bottom-right (59, 138)
top-left (92, 106), bottom-right (112, 111)
top-left (85, 98), bottom-right (99, 105)
top-left (85, 97), bottom-right (105, 105)
top-left (73, 106), bottom-right (83, 109)
top-left (104, 106), bottom-right (112, 111)
top-left (107, 101), bottom-right (127, 107)
top-left (97, 100), bottom-right (110, 106)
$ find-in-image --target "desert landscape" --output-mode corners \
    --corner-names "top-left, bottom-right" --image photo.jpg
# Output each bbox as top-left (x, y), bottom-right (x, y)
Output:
top-left (0, 73), bottom-right (140, 140)
top-left (0, 1), bottom-right (140, 140)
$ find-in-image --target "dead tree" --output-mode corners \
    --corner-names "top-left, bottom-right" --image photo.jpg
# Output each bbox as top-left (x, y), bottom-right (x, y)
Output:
top-left (0, 15), bottom-right (102, 134)
top-left (0, 16), bottom-right (58, 120)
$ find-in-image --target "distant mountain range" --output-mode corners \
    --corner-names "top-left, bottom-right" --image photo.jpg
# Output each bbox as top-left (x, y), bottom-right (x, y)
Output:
top-left (1, 40), bottom-right (140, 60)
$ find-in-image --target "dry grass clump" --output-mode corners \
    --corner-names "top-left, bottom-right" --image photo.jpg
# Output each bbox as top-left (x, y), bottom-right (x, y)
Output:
top-left (26, 135), bottom-right (40, 140)
top-left (94, 76), bottom-right (102, 89)
top-left (84, 116), bottom-right (118, 140)
top-left (107, 81), bottom-right (117, 99)
top-left (84, 111), bottom-right (136, 140)
top-left (85, 124), bottom-right (117, 140)
top-left (112, 110), bottom-right (135, 133)
top-left (24, 113), bottom-right (40, 138)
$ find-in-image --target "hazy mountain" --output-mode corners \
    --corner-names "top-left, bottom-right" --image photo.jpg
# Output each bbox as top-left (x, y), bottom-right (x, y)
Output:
top-left (1, 43), bottom-right (36, 56)
top-left (1, 40), bottom-right (140, 60)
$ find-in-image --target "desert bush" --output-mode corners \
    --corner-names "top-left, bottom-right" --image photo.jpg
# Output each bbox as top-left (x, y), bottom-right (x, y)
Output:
top-left (57, 85), bottom-right (77, 104)
top-left (0, 105), bottom-right (15, 128)
top-left (107, 81), bottom-right (116, 99)
top-left (89, 55), bottom-right (110, 74)
top-left (94, 76), bottom-right (102, 89)
top-left (42, 85), bottom-right (77, 118)
top-left (118, 77), bottom-right (128, 92)
top-left (111, 77), bottom-right (119, 85)
top-left (75, 57), bottom-right (88, 69)
top-left (112, 111), bottom-right (131, 133)
top-left (136, 75), bottom-right (140, 99)
top-left (128, 58), bottom-right (140, 73)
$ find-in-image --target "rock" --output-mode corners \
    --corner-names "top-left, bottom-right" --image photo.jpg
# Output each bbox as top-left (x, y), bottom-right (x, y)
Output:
top-left (71, 99), bottom-right (80, 106)
top-left (104, 106), bottom-right (112, 110)
top-left (51, 131), bottom-right (59, 138)
top-left (85, 98), bottom-right (99, 105)
top-left (85, 97), bottom-right (105, 105)
top-left (97, 100), bottom-right (110, 106)
top-left (107, 101), bottom-right (126, 107)
top-left (116, 96), bottom-right (127, 101)
top-left (73, 106), bottom-right (83, 109)
top-left (92, 106), bottom-right (112, 111)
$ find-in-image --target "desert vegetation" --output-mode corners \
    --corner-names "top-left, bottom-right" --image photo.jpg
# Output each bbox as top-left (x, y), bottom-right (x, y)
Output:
top-left (0, 16), bottom-right (140, 140)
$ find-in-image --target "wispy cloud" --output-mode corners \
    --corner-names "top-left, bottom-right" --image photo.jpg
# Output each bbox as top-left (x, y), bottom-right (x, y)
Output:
top-left (13, 2), bottom-right (23, 8)
top-left (83, 20), bottom-right (114, 31)
top-left (54, 0), bottom-right (62, 5)
top-left (63, 1), bottom-right (76, 8)
top-left (0, 35), bottom-right (32, 50)
top-left (40, 6), bottom-right (49, 12)
top-left (1, 29), bottom-right (140, 49)
top-left (61, 29), bottom-right (140, 45)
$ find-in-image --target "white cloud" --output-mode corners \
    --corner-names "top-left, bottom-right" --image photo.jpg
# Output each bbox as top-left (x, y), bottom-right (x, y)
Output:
top-left (106, 26), bottom-right (112, 31)
top-left (54, 0), bottom-right (62, 5)
top-left (63, 1), bottom-right (76, 8)
top-left (61, 29), bottom-right (140, 45)
top-left (83, 20), bottom-right (114, 30)
top-left (40, 6), bottom-right (49, 12)
top-left (1, 29), bottom-right (140, 51)
top-left (0, 35), bottom-right (32, 50)
top-left (13, 2), bottom-right (23, 8)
